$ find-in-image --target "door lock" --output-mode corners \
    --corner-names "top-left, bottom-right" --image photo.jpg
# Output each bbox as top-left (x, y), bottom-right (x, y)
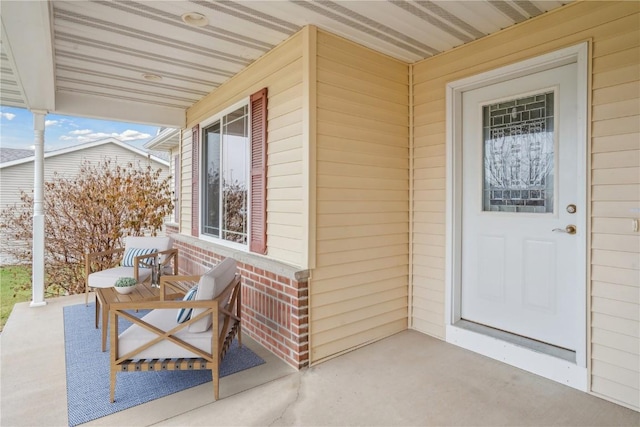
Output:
top-left (552, 225), bottom-right (576, 235)
top-left (566, 204), bottom-right (576, 214)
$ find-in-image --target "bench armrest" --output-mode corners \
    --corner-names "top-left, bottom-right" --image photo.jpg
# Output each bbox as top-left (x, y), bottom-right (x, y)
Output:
top-left (85, 247), bottom-right (125, 277)
top-left (133, 249), bottom-right (180, 282)
top-left (159, 275), bottom-right (201, 300)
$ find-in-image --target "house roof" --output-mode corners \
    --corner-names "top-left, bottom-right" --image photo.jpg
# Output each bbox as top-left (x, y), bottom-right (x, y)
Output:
top-left (0, 137), bottom-right (169, 169)
top-left (144, 127), bottom-right (180, 152)
top-left (0, 1), bottom-right (570, 128)
top-left (0, 147), bottom-right (34, 163)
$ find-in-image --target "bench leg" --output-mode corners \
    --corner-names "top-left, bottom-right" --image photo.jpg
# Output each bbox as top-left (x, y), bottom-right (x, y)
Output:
top-left (95, 296), bottom-right (100, 329)
top-left (110, 369), bottom-right (116, 403)
top-left (213, 369), bottom-right (219, 401)
top-left (101, 302), bottom-right (108, 352)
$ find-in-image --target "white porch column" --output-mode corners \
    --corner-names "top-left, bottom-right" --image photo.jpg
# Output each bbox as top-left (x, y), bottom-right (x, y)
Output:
top-left (30, 110), bottom-right (47, 307)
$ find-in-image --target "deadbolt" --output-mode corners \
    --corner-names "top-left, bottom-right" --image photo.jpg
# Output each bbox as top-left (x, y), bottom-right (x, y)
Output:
top-left (566, 204), bottom-right (577, 214)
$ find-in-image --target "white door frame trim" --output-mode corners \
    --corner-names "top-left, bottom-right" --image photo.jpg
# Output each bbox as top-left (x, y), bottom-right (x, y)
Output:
top-left (444, 42), bottom-right (589, 390)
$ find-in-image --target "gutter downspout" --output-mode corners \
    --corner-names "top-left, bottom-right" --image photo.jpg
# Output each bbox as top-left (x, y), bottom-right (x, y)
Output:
top-left (408, 64), bottom-right (414, 328)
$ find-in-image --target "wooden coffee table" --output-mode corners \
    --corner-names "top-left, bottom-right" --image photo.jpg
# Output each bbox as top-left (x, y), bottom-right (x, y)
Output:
top-left (94, 281), bottom-right (182, 352)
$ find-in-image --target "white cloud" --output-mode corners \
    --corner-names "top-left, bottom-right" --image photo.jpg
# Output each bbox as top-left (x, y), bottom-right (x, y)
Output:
top-left (77, 132), bottom-right (111, 142)
top-left (118, 130), bottom-right (151, 141)
top-left (1, 112), bottom-right (16, 120)
top-left (70, 129), bottom-right (93, 135)
top-left (60, 129), bottom-right (152, 144)
top-left (45, 120), bottom-right (59, 127)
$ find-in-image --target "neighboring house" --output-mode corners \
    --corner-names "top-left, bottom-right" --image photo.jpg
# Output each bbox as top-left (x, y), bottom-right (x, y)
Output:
top-left (143, 2), bottom-right (639, 411)
top-left (0, 138), bottom-right (170, 263)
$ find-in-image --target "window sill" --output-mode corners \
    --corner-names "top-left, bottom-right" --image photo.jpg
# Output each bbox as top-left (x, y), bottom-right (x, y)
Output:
top-left (170, 232), bottom-right (309, 282)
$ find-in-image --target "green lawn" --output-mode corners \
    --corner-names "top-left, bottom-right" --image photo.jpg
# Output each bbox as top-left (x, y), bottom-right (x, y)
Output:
top-left (0, 265), bottom-right (32, 331)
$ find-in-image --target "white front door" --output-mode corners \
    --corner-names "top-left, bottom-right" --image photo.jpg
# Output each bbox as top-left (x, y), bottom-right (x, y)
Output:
top-left (460, 63), bottom-right (581, 350)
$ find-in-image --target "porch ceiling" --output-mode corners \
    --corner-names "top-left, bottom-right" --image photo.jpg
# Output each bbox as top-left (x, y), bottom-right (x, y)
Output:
top-left (0, 0), bottom-right (569, 127)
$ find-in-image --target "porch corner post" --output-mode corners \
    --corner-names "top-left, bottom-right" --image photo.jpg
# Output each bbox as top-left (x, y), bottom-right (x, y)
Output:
top-left (30, 110), bottom-right (47, 307)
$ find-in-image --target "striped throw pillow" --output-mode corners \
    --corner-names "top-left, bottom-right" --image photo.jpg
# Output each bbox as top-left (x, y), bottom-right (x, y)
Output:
top-left (121, 247), bottom-right (158, 267)
top-left (176, 286), bottom-right (199, 324)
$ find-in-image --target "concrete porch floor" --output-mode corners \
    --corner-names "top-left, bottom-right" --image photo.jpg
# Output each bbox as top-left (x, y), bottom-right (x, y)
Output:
top-left (1, 295), bottom-right (638, 426)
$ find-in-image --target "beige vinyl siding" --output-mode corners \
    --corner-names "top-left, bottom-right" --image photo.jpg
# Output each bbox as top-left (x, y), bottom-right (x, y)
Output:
top-left (411, 1), bottom-right (640, 409)
top-left (590, 7), bottom-right (640, 407)
top-left (310, 30), bottom-right (409, 363)
top-left (184, 32), bottom-right (305, 267)
top-left (181, 130), bottom-right (193, 235)
top-left (169, 145), bottom-right (180, 225)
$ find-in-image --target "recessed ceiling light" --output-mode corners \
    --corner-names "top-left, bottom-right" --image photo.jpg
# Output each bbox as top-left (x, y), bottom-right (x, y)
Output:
top-left (181, 12), bottom-right (208, 27)
top-left (142, 73), bottom-right (163, 81)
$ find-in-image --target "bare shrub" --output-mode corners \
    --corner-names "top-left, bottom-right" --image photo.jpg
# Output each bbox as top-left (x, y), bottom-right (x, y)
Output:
top-left (0, 160), bottom-right (173, 296)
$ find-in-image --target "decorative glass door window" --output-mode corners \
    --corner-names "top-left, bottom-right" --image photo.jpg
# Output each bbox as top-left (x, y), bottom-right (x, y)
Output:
top-left (482, 91), bottom-right (555, 213)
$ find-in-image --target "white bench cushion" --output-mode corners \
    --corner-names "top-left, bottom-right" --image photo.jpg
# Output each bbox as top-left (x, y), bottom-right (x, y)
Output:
top-left (125, 236), bottom-right (172, 264)
top-left (188, 258), bottom-right (237, 333)
top-left (124, 236), bottom-right (172, 252)
top-left (118, 308), bottom-right (225, 359)
top-left (87, 266), bottom-right (152, 288)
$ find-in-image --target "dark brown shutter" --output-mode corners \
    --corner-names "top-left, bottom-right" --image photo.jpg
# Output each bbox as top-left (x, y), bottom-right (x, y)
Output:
top-left (173, 154), bottom-right (180, 223)
top-left (191, 124), bottom-right (199, 237)
top-left (250, 88), bottom-right (267, 254)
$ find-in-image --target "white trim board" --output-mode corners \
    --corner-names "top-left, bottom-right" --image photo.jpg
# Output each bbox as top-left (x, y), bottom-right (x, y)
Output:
top-left (444, 42), bottom-right (589, 391)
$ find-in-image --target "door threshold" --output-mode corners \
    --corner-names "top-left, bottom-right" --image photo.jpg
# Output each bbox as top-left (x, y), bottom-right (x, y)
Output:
top-left (454, 319), bottom-right (576, 363)
top-left (446, 322), bottom-right (587, 390)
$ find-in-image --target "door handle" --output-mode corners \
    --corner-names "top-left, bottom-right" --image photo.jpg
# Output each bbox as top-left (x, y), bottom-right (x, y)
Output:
top-left (552, 225), bottom-right (576, 235)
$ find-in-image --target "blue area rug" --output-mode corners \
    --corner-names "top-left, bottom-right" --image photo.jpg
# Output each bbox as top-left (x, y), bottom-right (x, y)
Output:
top-left (63, 303), bottom-right (264, 427)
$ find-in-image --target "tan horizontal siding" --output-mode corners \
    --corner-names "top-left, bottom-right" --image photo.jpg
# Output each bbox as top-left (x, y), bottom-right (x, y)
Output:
top-left (591, 16), bottom-right (640, 411)
top-left (318, 121), bottom-right (407, 148)
top-left (169, 147), bottom-right (179, 224)
top-left (181, 131), bottom-right (192, 235)
top-left (411, 0), bottom-right (640, 407)
top-left (183, 31), bottom-right (305, 267)
top-left (591, 250), bottom-right (640, 270)
top-left (310, 30), bottom-right (409, 364)
top-left (592, 360), bottom-right (639, 391)
top-left (591, 342), bottom-right (640, 407)
top-left (313, 302), bottom-right (407, 343)
top-left (592, 312), bottom-right (640, 340)
top-left (591, 376), bottom-right (640, 409)
top-left (317, 223), bottom-right (408, 241)
top-left (317, 212), bottom-right (407, 228)
top-left (313, 318), bottom-right (407, 363)
top-left (593, 65), bottom-right (639, 90)
top-left (592, 133), bottom-right (640, 153)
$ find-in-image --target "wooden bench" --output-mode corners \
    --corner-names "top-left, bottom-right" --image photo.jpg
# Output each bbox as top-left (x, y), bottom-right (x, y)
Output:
top-left (109, 258), bottom-right (241, 402)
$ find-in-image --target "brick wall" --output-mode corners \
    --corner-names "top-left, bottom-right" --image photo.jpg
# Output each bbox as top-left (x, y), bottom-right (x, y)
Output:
top-left (240, 265), bottom-right (309, 368)
top-left (165, 228), bottom-right (309, 369)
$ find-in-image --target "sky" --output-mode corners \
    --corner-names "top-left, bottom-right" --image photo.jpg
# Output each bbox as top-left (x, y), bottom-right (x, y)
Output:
top-left (0, 106), bottom-right (160, 152)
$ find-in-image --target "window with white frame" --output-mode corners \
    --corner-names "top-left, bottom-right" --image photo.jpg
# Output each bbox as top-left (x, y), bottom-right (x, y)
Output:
top-left (201, 104), bottom-right (249, 245)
